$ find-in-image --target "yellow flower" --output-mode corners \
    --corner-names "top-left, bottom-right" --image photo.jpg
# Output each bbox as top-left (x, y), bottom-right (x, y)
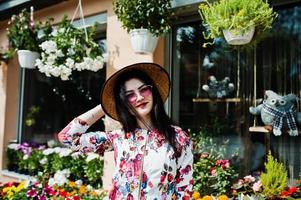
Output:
top-left (90, 191), bottom-right (98, 196)
top-left (237, 9), bottom-right (246, 17)
top-left (217, 195), bottom-right (229, 200)
top-left (15, 181), bottom-right (25, 192)
top-left (192, 191), bottom-right (201, 200)
top-left (79, 185), bottom-right (86, 194)
top-left (202, 195), bottom-right (214, 200)
top-left (68, 181), bottom-right (76, 188)
top-left (3, 186), bottom-right (12, 193)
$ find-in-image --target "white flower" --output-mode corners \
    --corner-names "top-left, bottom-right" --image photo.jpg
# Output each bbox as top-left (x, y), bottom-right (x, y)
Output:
top-left (55, 49), bottom-right (64, 57)
top-left (23, 154), bottom-right (29, 160)
top-left (48, 178), bottom-right (55, 186)
top-left (65, 58), bottom-right (75, 68)
top-left (51, 29), bottom-right (58, 37)
top-left (39, 157), bottom-right (48, 165)
top-left (86, 152), bottom-right (100, 162)
top-left (67, 48), bottom-right (75, 56)
top-left (7, 143), bottom-right (19, 150)
top-left (49, 169), bottom-right (70, 186)
top-left (75, 180), bottom-right (83, 186)
top-left (40, 40), bottom-right (57, 54)
top-left (71, 152), bottom-right (81, 159)
top-left (86, 184), bottom-right (93, 191)
top-left (58, 28), bottom-right (65, 33)
top-left (46, 54), bottom-right (57, 65)
top-left (42, 148), bottom-right (55, 155)
top-left (59, 148), bottom-right (72, 157)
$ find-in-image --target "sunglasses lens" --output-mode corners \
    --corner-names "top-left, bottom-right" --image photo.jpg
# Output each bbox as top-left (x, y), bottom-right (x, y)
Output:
top-left (139, 86), bottom-right (152, 97)
top-left (126, 93), bottom-right (137, 103)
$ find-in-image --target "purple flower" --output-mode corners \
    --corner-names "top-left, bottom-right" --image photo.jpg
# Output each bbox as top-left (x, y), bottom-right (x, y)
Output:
top-left (43, 185), bottom-right (56, 196)
top-left (37, 194), bottom-right (47, 200)
top-left (27, 188), bottom-right (38, 197)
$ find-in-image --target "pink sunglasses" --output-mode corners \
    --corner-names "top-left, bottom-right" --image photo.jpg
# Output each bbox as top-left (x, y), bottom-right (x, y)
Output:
top-left (125, 85), bottom-right (153, 104)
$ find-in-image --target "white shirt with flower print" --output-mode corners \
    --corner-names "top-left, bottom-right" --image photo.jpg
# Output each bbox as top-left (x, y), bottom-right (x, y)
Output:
top-left (58, 118), bottom-right (193, 200)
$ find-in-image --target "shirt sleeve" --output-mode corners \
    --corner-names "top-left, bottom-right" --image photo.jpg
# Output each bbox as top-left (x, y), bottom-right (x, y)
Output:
top-left (58, 118), bottom-right (114, 155)
top-left (174, 129), bottom-right (194, 200)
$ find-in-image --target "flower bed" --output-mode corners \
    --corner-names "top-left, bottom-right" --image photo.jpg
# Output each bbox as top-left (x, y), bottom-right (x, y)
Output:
top-left (6, 143), bottom-right (104, 189)
top-left (0, 180), bottom-right (107, 200)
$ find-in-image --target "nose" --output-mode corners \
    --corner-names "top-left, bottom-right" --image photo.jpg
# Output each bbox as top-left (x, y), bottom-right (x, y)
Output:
top-left (136, 92), bottom-right (144, 102)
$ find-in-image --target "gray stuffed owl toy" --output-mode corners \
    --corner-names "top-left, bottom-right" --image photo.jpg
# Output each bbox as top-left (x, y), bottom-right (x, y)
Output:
top-left (249, 90), bottom-right (301, 136)
top-left (202, 76), bottom-right (235, 99)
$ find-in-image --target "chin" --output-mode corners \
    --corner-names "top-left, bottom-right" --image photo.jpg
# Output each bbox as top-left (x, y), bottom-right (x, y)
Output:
top-left (136, 108), bottom-right (152, 118)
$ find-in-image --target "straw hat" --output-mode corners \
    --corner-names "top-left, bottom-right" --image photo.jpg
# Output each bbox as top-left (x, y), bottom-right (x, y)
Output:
top-left (100, 62), bottom-right (170, 120)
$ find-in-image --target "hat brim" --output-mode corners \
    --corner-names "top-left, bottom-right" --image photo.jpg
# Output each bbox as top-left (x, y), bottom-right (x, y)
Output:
top-left (100, 62), bottom-right (170, 121)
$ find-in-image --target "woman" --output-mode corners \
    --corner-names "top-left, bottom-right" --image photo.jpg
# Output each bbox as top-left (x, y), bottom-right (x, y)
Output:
top-left (58, 63), bottom-right (193, 200)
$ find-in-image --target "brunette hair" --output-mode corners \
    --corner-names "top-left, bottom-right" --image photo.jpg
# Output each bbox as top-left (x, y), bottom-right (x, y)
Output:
top-left (113, 69), bottom-right (177, 151)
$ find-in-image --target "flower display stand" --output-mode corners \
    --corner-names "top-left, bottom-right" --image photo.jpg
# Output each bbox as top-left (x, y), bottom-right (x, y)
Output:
top-left (129, 28), bottom-right (159, 54)
top-left (17, 50), bottom-right (39, 69)
top-left (1, 169), bottom-right (36, 182)
top-left (223, 26), bottom-right (255, 45)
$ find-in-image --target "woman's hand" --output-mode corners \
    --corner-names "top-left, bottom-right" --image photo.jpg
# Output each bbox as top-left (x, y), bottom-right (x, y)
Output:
top-left (77, 104), bottom-right (105, 125)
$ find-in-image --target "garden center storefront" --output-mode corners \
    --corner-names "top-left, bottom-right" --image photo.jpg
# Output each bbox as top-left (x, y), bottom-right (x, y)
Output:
top-left (0, 0), bottom-right (301, 190)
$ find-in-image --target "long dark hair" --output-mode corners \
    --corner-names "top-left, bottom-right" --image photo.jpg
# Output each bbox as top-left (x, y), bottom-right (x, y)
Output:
top-left (113, 69), bottom-right (177, 152)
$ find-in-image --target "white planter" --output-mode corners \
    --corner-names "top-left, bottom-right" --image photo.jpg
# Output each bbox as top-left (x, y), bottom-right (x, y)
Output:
top-left (222, 26), bottom-right (255, 45)
top-left (129, 29), bottom-right (159, 54)
top-left (17, 50), bottom-right (40, 69)
top-left (238, 194), bottom-right (259, 200)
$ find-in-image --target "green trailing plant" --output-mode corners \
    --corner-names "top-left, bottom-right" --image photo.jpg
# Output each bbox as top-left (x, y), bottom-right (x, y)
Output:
top-left (198, 0), bottom-right (278, 46)
top-left (0, 47), bottom-right (15, 63)
top-left (260, 152), bottom-right (288, 199)
top-left (7, 8), bottom-right (40, 52)
top-left (113, 0), bottom-right (173, 36)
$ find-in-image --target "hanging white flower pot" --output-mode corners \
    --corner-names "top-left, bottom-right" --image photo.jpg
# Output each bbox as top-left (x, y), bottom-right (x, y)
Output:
top-left (129, 28), bottom-right (159, 54)
top-left (17, 50), bottom-right (40, 69)
top-left (222, 26), bottom-right (255, 45)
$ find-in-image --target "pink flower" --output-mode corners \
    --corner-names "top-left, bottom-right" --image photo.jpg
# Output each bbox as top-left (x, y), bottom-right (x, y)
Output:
top-left (252, 181), bottom-right (262, 192)
top-left (201, 153), bottom-right (209, 158)
top-left (210, 167), bottom-right (217, 176)
top-left (244, 175), bottom-right (255, 183)
top-left (238, 179), bottom-right (244, 185)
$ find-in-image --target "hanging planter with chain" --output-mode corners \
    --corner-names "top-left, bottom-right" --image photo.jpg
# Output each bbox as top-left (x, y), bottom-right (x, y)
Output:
top-left (35, 0), bottom-right (105, 80)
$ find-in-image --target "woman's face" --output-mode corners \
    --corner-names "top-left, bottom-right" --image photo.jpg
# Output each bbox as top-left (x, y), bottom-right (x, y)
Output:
top-left (124, 78), bottom-right (154, 121)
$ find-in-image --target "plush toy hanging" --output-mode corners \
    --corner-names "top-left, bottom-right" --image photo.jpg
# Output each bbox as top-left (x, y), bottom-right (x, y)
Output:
top-left (249, 90), bottom-right (301, 136)
top-left (202, 76), bottom-right (235, 99)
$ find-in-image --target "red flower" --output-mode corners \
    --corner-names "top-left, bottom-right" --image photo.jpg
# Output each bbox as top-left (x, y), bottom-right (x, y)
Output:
top-left (167, 174), bottom-right (174, 182)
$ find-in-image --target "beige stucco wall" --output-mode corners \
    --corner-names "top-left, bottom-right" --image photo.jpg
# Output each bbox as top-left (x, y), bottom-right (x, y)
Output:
top-left (0, 0), bottom-right (165, 189)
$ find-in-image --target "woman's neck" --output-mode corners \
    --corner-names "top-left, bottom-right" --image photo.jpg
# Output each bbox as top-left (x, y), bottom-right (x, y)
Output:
top-left (137, 116), bottom-right (153, 130)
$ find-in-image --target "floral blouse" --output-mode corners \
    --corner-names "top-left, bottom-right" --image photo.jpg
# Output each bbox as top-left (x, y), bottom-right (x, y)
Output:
top-left (58, 118), bottom-right (193, 200)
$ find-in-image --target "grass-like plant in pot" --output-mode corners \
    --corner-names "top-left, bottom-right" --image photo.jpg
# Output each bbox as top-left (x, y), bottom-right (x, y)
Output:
top-left (198, 0), bottom-right (278, 46)
top-left (260, 152), bottom-right (288, 199)
top-left (113, 0), bottom-right (173, 54)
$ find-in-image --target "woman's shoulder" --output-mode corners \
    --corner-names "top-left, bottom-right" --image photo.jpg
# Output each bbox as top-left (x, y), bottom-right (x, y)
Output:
top-left (171, 125), bottom-right (191, 147)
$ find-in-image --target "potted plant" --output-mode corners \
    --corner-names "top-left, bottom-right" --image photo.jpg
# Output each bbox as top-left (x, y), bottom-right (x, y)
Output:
top-left (113, 0), bottom-right (172, 54)
top-left (7, 8), bottom-right (40, 69)
top-left (260, 152), bottom-right (288, 199)
top-left (35, 16), bottom-right (105, 81)
top-left (198, 0), bottom-right (277, 46)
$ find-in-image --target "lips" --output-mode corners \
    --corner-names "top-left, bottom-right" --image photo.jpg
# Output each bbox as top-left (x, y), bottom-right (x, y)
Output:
top-left (136, 102), bottom-right (148, 108)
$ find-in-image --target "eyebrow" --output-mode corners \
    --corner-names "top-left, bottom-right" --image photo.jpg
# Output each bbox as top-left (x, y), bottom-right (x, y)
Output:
top-left (124, 84), bottom-right (146, 93)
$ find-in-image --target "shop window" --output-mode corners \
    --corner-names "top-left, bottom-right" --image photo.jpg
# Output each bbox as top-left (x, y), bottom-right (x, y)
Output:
top-left (171, 4), bottom-right (301, 179)
top-left (18, 37), bottom-right (106, 144)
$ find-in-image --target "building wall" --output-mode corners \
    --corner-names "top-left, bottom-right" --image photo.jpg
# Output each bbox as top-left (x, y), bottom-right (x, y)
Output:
top-left (0, 0), bottom-right (165, 188)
